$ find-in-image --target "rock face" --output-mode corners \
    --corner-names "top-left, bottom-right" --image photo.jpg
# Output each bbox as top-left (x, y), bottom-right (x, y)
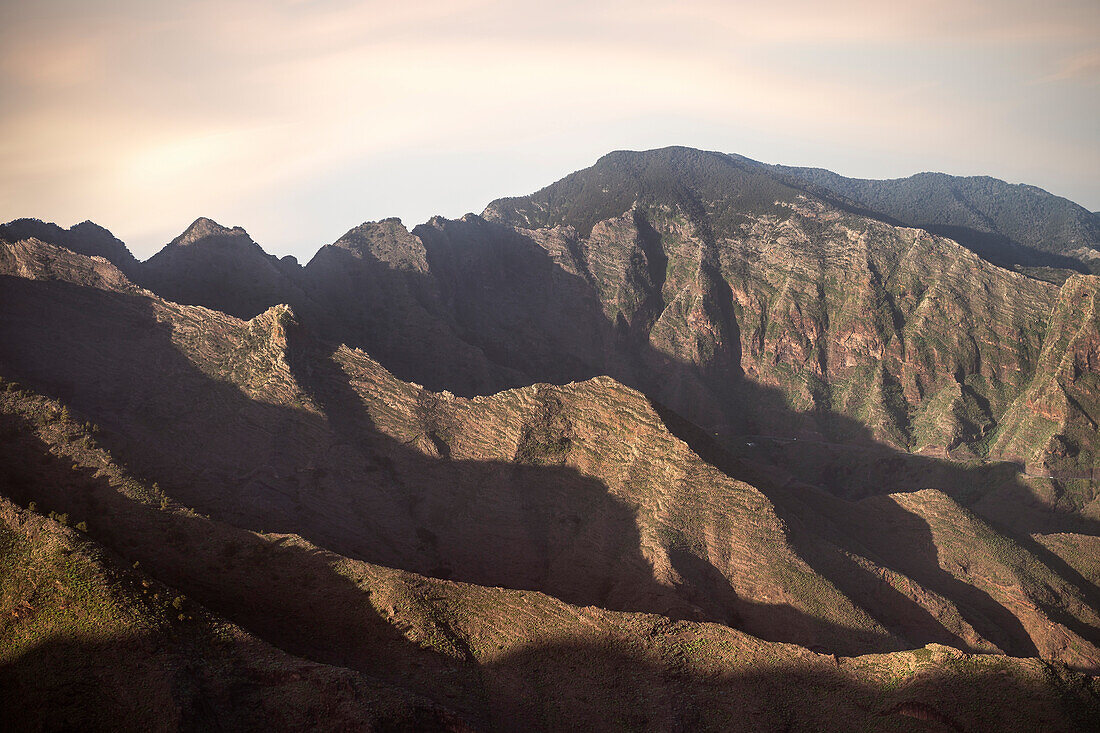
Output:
top-left (995, 275), bottom-right (1100, 487)
top-left (16, 149), bottom-right (1095, 485)
top-left (2, 147), bottom-right (1100, 729)
top-left (299, 217), bottom-right (521, 395)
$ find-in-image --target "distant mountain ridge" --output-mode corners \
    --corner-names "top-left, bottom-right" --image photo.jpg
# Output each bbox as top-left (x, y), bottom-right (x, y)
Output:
top-left (763, 162), bottom-right (1100, 277)
top-left (139, 216), bottom-right (314, 320)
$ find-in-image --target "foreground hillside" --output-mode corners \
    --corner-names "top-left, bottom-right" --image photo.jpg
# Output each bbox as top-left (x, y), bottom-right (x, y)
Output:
top-left (3, 457), bottom-right (1094, 731)
top-left (1, 236), bottom-right (1099, 729)
top-left (0, 498), bottom-right (458, 731)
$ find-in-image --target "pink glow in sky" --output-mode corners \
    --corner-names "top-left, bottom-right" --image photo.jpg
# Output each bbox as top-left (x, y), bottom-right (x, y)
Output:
top-left (2, 0), bottom-right (1097, 258)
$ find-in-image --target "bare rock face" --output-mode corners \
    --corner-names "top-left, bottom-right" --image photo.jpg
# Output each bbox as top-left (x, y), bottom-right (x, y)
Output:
top-left (50, 149), bottom-right (1093, 486)
top-left (474, 150), bottom-right (1097, 482)
top-left (300, 218), bottom-right (521, 396)
top-left (3, 147), bottom-right (1100, 729)
top-left (4, 148), bottom-right (1098, 484)
top-left (3, 237), bottom-right (1100, 666)
top-left (995, 274), bottom-right (1100, 507)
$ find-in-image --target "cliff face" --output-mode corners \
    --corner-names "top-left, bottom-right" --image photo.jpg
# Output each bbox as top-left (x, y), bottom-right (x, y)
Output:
top-left (2, 234), bottom-right (1099, 729)
top-left (2, 238), bottom-right (1099, 663)
top-left (2, 147), bottom-right (1100, 728)
top-left (5, 148), bottom-right (1097, 495)
top-left (995, 276), bottom-right (1100, 496)
top-left (478, 151), bottom-right (1092, 477)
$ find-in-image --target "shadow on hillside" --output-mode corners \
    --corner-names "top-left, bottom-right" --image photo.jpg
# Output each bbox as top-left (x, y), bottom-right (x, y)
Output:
top-left (483, 637), bottom-right (1100, 733)
top-left (0, 634), bottom-right (468, 733)
top-left (0, 409), bottom-right (491, 725)
top-left (0, 275), bottom-right (898, 658)
top-left (363, 219), bottom-right (1100, 652)
top-left (411, 218), bottom-right (1100, 617)
top-left (2, 631), bottom-right (1097, 732)
top-left (923, 224), bottom-right (1091, 276)
top-left (865, 499), bottom-right (1041, 658)
top-left (2, 217), bottom-right (1100, 665)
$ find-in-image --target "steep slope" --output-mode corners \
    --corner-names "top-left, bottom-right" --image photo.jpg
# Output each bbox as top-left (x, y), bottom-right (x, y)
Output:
top-left (139, 217), bottom-right (315, 320)
top-left (994, 274), bottom-right (1100, 513)
top-left (1, 239), bottom-right (1097, 730)
top-left (0, 238), bottom-right (882, 654)
top-left (481, 149), bottom-right (1092, 469)
top-left (769, 164), bottom-right (1100, 276)
top-left (4, 422), bottom-right (1095, 733)
top-left (12, 148), bottom-right (1095, 499)
top-left (3, 238), bottom-right (1100, 668)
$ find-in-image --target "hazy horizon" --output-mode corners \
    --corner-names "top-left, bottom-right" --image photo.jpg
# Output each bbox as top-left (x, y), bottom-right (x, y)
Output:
top-left (2, 0), bottom-right (1098, 260)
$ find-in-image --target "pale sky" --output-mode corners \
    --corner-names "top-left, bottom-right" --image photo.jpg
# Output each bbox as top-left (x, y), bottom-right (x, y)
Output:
top-left (1, 0), bottom-right (1097, 260)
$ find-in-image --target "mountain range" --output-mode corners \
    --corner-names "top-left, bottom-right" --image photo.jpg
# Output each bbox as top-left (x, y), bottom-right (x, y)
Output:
top-left (1, 147), bottom-right (1098, 731)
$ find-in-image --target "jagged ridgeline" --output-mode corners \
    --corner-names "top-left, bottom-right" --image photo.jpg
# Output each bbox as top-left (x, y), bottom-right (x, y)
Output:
top-left (1, 147), bottom-right (1098, 730)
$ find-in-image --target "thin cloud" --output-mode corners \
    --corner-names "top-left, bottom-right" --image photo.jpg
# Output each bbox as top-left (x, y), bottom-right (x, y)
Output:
top-left (1043, 50), bottom-right (1100, 83)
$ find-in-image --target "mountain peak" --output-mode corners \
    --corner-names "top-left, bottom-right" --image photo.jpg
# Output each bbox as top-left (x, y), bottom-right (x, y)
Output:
top-left (171, 217), bottom-right (246, 247)
top-left (593, 145), bottom-right (732, 167)
top-left (485, 145), bottom-right (802, 236)
top-left (321, 217), bottom-right (429, 271)
top-left (71, 219), bottom-right (113, 233)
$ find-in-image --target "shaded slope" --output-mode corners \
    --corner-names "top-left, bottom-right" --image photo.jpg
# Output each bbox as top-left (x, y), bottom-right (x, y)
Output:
top-left (0, 496), bottom-right (464, 732)
top-left (0, 239), bottom-right (885, 654)
top-left (0, 256), bottom-right (1097, 730)
top-left (139, 217), bottom-right (316, 320)
top-left (299, 218), bottom-right (522, 395)
top-left (4, 438), bottom-right (1096, 732)
top-left (2, 238), bottom-right (1099, 672)
top-left (14, 149), bottom-right (1092, 482)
